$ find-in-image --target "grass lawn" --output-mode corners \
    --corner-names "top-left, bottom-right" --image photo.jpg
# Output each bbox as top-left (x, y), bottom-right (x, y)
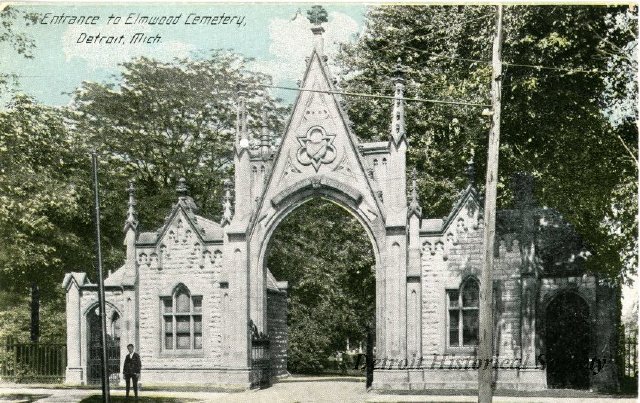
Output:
top-left (80, 396), bottom-right (197, 403)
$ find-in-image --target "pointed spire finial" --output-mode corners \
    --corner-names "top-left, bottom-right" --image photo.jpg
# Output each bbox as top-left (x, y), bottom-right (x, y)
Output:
top-left (260, 104), bottom-right (272, 160)
top-left (221, 179), bottom-right (233, 227)
top-left (307, 5), bottom-right (327, 55)
top-left (465, 152), bottom-right (476, 186)
top-left (235, 88), bottom-right (249, 154)
top-left (124, 180), bottom-right (138, 232)
top-left (408, 168), bottom-right (422, 218)
top-left (175, 177), bottom-right (200, 212)
top-left (389, 57), bottom-right (406, 148)
top-left (176, 177), bottom-right (188, 197)
top-left (307, 5), bottom-right (328, 25)
top-left (394, 57), bottom-right (405, 83)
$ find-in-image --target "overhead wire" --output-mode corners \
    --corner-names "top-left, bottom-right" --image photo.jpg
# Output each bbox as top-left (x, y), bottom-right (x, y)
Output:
top-left (251, 82), bottom-right (491, 107)
top-left (404, 48), bottom-right (609, 75)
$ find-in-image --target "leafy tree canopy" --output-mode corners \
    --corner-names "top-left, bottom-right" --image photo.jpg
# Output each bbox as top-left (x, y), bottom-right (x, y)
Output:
top-left (67, 51), bottom-right (288, 258)
top-left (336, 5), bottom-right (637, 282)
top-left (0, 94), bottom-right (92, 300)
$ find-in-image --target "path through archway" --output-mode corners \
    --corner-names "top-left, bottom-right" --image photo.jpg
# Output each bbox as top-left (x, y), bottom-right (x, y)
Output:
top-left (265, 198), bottom-right (375, 384)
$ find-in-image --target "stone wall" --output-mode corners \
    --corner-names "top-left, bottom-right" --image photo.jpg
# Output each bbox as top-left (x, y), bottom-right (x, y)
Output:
top-left (136, 211), bottom-right (224, 377)
top-left (421, 231), bottom-right (525, 354)
top-left (413, 195), bottom-right (546, 390)
top-left (267, 288), bottom-right (288, 377)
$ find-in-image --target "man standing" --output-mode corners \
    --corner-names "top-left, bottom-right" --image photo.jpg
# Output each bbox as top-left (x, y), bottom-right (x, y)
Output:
top-left (123, 343), bottom-right (141, 398)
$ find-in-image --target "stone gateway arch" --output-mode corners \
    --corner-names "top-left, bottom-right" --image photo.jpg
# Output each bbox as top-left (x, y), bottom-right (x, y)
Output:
top-left (63, 26), bottom-right (619, 392)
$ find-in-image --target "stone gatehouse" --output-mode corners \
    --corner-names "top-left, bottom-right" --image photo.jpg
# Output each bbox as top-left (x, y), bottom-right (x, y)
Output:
top-left (63, 26), bottom-right (619, 392)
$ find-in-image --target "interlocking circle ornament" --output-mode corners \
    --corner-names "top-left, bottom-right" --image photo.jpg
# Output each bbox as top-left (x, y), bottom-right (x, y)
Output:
top-left (296, 126), bottom-right (336, 171)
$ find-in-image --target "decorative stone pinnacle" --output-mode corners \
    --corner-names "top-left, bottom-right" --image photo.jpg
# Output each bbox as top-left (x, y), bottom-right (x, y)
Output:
top-left (465, 154), bottom-right (476, 185)
top-left (408, 168), bottom-right (422, 218)
top-left (308, 6), bottom-right (327, 55)
top-left (127, 181), bottom-right (136, 204)
top-left (176, 177), bottom-right (188, 197)
top-left (261, 105), bottom-right (269, 129)
top-left (124, 180), bottom-right (138, 231)
top-left (235, 89), bottom-right (249, 153)
top-left (390, 58), bottom-right (406, 147)
top-left (260, 105), bottom-right (272, 160)
top-left (220, 179), bottom-right (233, 227)
top-left (394, 57), bottom-right (405, 84)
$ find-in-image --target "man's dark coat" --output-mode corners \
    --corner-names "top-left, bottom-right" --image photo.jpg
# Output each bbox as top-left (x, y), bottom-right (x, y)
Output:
top-left (123, 352), bottom-right (141, 375)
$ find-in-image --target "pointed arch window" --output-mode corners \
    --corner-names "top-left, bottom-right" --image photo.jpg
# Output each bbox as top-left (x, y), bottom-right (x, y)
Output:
top-left (447, 277), bottom-right (479, 348)
top-left (110, 312), bottom-right (121, 341)
top-left (162, 285), bottom-right (202, 350)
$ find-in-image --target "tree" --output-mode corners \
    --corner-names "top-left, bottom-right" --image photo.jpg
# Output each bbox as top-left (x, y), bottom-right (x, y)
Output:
top-left (67, 51), bottom-right (288, 244)
top-left (0, 94), bottom-right (92, 341)
top-left (267, 200), bottom-right (375, 373)
top-left (336, 5), bottom-right (637, 282)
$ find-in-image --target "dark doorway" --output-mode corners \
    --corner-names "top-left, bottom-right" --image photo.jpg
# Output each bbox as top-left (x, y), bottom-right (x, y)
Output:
top-left (545, 292), bottom-right (591, 389)
top-left (87, 308), bottom-right (121, 385)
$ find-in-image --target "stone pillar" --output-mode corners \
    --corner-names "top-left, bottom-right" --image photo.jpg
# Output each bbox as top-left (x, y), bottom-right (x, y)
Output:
top-left (591, 280), bottom-right (620, 392)
top-left (383, 57), bottom-right (409, 365)
top-left (223, 234), bottom-right (250, 370)
top-left (520, 274), bottom-right (537, 364)
top-left (407, 172), bottom-right (422, 359)
top-left (376, 261), bottom-right (386, 360)
top-left (64, 277), bottom-right (83, 384)
top-left (406, 278), bottom-right (421, 358)
top-left (384, 232), bottom-right (407, 362)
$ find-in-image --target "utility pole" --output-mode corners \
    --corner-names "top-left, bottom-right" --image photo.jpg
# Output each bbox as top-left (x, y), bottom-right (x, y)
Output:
top-left (478, 5), bottom-right (503, 403)
top-left (92, 152), bottom-right (111, 403)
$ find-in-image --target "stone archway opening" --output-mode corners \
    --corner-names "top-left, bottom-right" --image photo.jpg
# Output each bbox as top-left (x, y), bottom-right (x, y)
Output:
top-left (86, 306), bottom-right (121, 385)
top-left (545, 292), bottom-right (591, 389)
top-left (265, 197), bottom-right (376, 382)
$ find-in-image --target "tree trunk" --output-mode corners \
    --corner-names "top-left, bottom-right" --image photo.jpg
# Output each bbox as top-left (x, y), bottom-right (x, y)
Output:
top-left (30, 282), bottom-right (40, 343)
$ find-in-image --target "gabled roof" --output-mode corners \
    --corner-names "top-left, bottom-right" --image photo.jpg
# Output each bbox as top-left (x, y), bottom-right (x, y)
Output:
top-left (137, 197), bottom-right (224, 246)
top-left (421, 185), bottom-right (481, 235)
top-left (104, 265), bottom-right (136, 287)
top-left (62, 272), bottom-right (90, 290)
top-left (248, 46), bottom-right (387, 234)
top-left (418, 182), bottom-right (590, 275)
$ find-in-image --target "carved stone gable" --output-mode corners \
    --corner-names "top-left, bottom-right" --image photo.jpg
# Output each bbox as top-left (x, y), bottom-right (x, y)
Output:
top-left (249, 50), bottom-right (385, 233)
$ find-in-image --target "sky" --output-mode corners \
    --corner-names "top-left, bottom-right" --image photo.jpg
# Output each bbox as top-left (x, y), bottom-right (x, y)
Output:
top-left (1, 3), bottom-right (367, 106)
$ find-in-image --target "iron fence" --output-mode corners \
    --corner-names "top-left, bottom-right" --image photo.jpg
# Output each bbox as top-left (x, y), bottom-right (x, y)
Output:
top-left (622, 335), bottom-right (638, 379)
top-left (0, 337), bottom-right (66, 383)
top-left (249, 320), bottom-right (271, 389)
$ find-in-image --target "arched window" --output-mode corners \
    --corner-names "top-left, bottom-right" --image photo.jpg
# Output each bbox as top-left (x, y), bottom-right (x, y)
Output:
top-left (161, 285), bottom-right (202, 350)
top-left (110, 312), bottom-right (121, 341)
top-left (447, 277), bottom-right (479, 348)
